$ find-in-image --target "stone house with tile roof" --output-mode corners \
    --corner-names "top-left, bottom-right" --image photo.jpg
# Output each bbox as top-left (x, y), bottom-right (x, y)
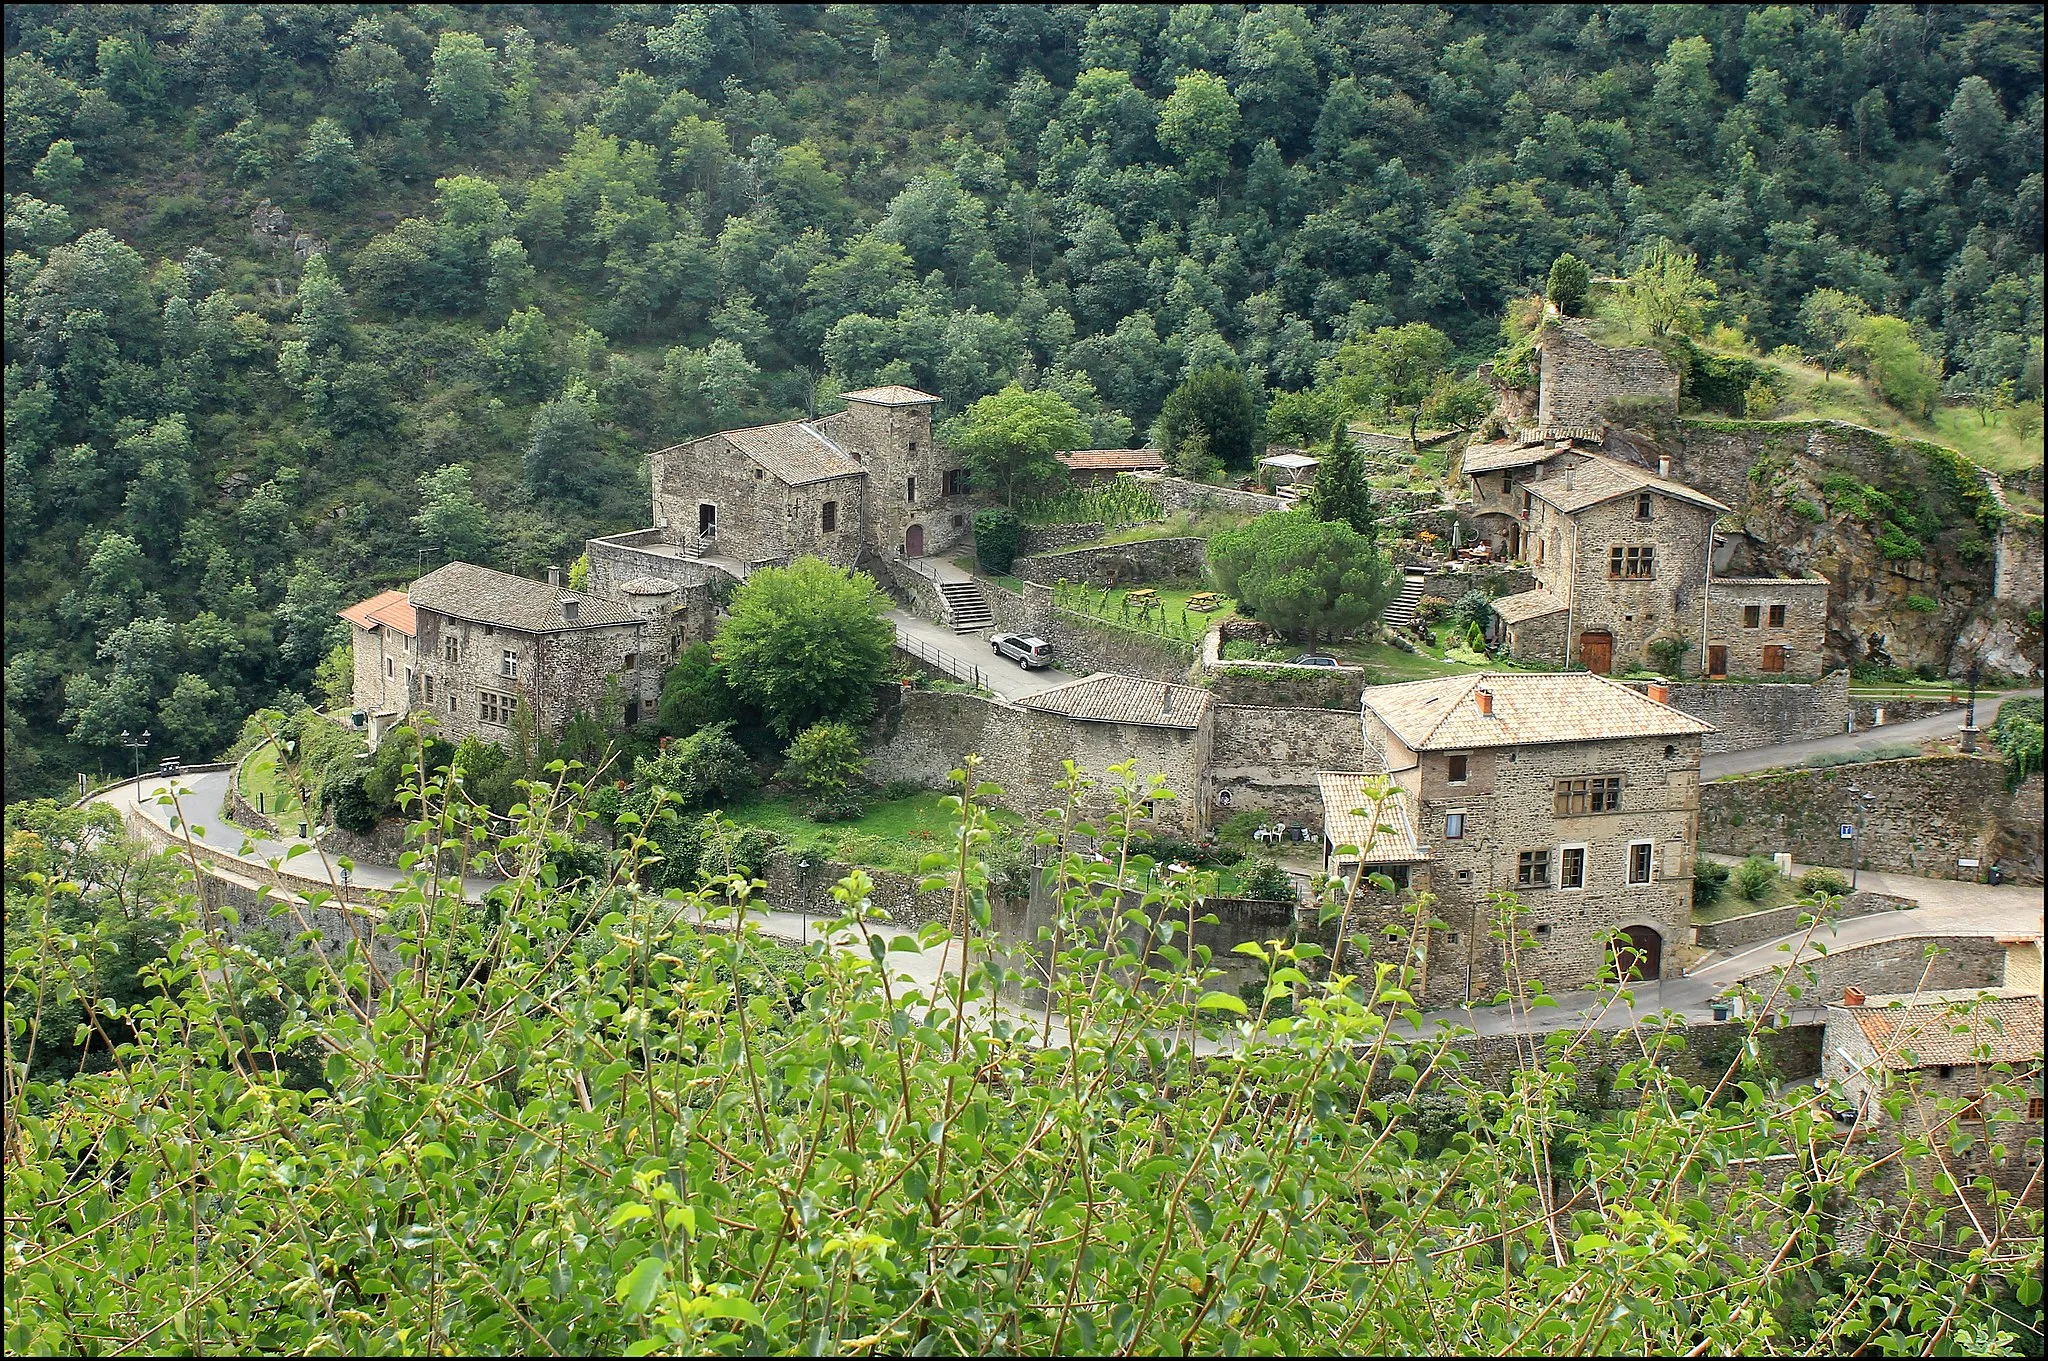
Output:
top-left (343, 562), bottom-right (673, 748)
top-left (648, 386), bottom-right (975, 570)
top-left (1822, 989), bottom-right (2044, 1143)
top-left (339, 590), bottom-right (417, 746)
top-left (1336, 671), bottom-right (1714, 1006)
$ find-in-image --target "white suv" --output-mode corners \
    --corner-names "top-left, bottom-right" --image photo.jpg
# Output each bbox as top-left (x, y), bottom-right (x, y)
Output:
top-left (991, 633), bottom-right (1052, 668)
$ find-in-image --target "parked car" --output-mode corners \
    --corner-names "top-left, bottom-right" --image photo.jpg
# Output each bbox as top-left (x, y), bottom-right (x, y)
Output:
top-left (991, 633), bottom-right (1052, 668)
top-left (157, 757), bottom-right (184, 777)
top-left (1291, 654), bottom-right (1339, 667)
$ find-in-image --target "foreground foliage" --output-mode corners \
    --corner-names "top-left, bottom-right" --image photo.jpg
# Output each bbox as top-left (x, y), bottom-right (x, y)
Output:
top-left (4, 760), bottom-right (2042, 1354)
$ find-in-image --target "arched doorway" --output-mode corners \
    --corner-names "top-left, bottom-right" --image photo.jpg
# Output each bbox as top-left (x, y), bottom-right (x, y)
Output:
top-left (1579, 630), bottom-right (1614, 674)
top-left (905, 523), bottom-right (925, 557)
top-left (1610, 925), bottom-right (1662, 982)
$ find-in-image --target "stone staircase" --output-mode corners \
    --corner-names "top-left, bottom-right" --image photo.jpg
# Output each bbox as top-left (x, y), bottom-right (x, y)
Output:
top-left (939, 577), bottom-right (994, 633)
top-left (1383, 569), bottom-right (1429, 630)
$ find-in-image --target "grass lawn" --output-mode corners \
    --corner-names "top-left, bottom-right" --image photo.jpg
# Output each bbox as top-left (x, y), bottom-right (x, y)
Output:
top-left (720, 791), bottom-right (1021, 877)
top-left (1693, 871), bottom-right (1805, 925)
top-left (236, 743), bottom-right (304, 821)
top-left (1054, 581), bottom-right (1229, 644)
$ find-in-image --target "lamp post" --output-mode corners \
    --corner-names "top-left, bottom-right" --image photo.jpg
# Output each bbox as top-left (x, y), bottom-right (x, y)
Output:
top-left (796, 857), bottom-right (811, 946)
top-left (1961, 664), bottom-right (1982, 752)
top-left (119, 729), bottom-right (152, 781)
top-left (1843, 781), bottom-right (1877, 890)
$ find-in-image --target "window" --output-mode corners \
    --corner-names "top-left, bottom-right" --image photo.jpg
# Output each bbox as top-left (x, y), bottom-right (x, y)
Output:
top-left (1533, 923), bottom-right (1551, 939)
top-left (1454, 870), bottom-right (1472, 885)
top-left (952, 514), bottom-right (964, 528)
top-left (1743, 605), bottom-right (1762, 628)
top-left (1627, 841), bottom-right (1654, 885)
top-left (1520, 489), bottom-right (1532, 518)
top-left (1636, 493), bottom-right (1654, 520)
top-left (1445, 811), bottom-right (1466, 839)
top-left (1665, 744), bottom-right (1678, 759)
top-left (1446, 753), bottom-right (1469, 784)
top-left (2029, 1097), bottom-right (2044, 1120)
top-left (1936, 1065), bottom-right (1954, 1081)
top-left (1555, 775), bottom-right (1624, 815)
top-left (943, 468), bottom-right (968, 496)
top-left (479, 691), bottom-right (517, 726)
top-left (1960, 1093), bottom-right (1986, 1122)
top-left (444, 637), bottom-right (459, 662)
top-left (821, 501), bottom-right (838, 532)
top-left (501, 649), bottom-right (519, 680)
top-left (1534, 537), bottom-right (1544, 564)
top-left (1560, 846), bottom-right (1586, 889)
top-left (906, 475), bottom-right (916, 505)
top-left (1768, 603), bottom-right (1787, 628)
top-left (753, 467), bottom-right (764, 480)
top-left (1610, 545), bottom-right (1656, 578)
top-left (484, 624), bottom-right (495, 637)
top-left (622, 653), bottom-right (638, 673)
top-left (1501, 474), bottom-right (1514, 495)
top-left (1760, 645), bottom-right (1787, 673)
top-left (448, 694), bottom-right (456, 713)
top-left (424, 675), bottom-right (434, 702)
top-left (385, 657), bottom-right (394, 678)
top-left (1517, 850), bottom-right (1549, 887)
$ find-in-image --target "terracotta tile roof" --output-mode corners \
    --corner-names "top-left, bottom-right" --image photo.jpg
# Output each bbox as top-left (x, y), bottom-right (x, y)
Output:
top-left (720, 420), bottom-right (866, 485)
top-left (410, 561), bottom-right (640, 633)
top-left (1490, 588), bottom-right (1568, 624)
top-left (1056, 448), bottom-right (1166, 472)
top-left (1316, 773), bottom-right (1427, 863)
top-left (339, 589), bottom-right (416, 637)
top-left (1361, 672), bottom-right (1715, 751)
top-left (1525, 453), bottom-right (1728, 515)
top-left (1018, 673), bottom-right (1210, 730)
top-left (1460, 440), bottom-right (1557, 474)
top-left (840, 385), bottom-right (942, 406)
top-left (1839, 990), bottom-right (2044, 1071)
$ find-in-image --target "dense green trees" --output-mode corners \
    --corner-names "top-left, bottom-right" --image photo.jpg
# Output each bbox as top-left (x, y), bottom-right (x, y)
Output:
top-left (713, 558), bottom-right (894, 737)
top-left (943, 384), bottom-right (1089, 506)
top-left (3, 4), bottom-right (2042, 797)
top-left (1209, 510), bottom-right (1397, 648)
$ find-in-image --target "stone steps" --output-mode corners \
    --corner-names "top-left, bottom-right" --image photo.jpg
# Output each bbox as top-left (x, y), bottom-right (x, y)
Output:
top-left (939, 579), bottom-right (994, 633)
top-left (1382, 570), bottom-right (1429, 627)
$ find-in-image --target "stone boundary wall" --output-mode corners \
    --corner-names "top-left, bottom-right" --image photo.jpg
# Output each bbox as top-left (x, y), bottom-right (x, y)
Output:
top-left (223, 744), bottom-right (279, 834)
top-left (1012, 537), bottom-right (1208, 588)
top-left (1732, 933), bottom-right (2008, 1000)
top-left (760, 848), bottom-right (954, 928)
top-left (1016, 522), bottom-right (1104, 555)
top-left (1701, 754), bottom-right (2013, 878)
top-left (195, 863), bottom-right (401, 975)
top-left (1206, 705), bottom-right (1366, 823)
top-left (1200, 625), bottom-right (1367, 709)
top-left (1849, 697), bottom-right (1963, 728)
top-left (1623, 672), bottom-right (1850, 754)
top-left (1135, 473), bottom-right (1288, 516)
top-left (1418, 565), bottom-right (1538, 604)
top-left (1405, 1021), bottom-right (1825, 1097)
top-left (875, 555), bottom-right (951, 627)
top-left (1694, 890), bottom-right (1917, 953)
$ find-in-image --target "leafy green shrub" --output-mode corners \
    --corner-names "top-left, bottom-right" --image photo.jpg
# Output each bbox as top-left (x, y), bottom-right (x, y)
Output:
top-left (1647, 633), bottom-right (1688, 677)
top-left (1016, 478), bottom-right (1163, 529)
top-left (1465, 621), bottom-right (1487, 653)
top-left (1240, 858), bottom-right (1295, 902)
top-left (1734, 855), bottom-right (1780, 902)
top-left (1790, 499), bottom-right (1825, 523)
top-left (319, 763), bottom-right (378, 835)
top-left (633, 722), bottom-right (753, 813)
top-left (1903, 594), bottom-right (1939, 613)
top-left (1450, 590), bottom-right (1493, 633)
top-left (1128, 834), bottom-right (1241, 868)
top-left (881, 778), bottom-right (924, 802)
top-left (1798, 867), bottom-right (1851, 898)
top-left (1693, 858), bottom-right (1730, 905)
top-left (1990, 696), bottom-right (2043, 784)
top-left (1875, 521), bottom-right (1924, 561)
top-left (1415, 595), bottom-right (1451, 624)
top-left (784, 721), bottom-right (868, 821)
top-left (973, 506), bottom-right (1022, 574)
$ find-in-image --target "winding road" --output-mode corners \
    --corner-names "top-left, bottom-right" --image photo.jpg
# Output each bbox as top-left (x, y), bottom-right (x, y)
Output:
top-left (1701, 687), bottom-right (2041, 780)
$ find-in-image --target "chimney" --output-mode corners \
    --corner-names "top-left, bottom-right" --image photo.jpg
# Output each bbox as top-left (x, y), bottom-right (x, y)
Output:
top-left (561, 596), bottom-right (580, 623)
top-left (1648, 680), bottom-right (1671, 705)
top-left (1475, 687), bottom-right (1495, 717)
top-left (1842, 986), bottom-right (1865, 1006)
top-left (1161, 683), bottom-right (1173, 713)
top-left (1563, 465), bottom-right (1575, 493)
top-left (1658, 454), bottom-right (1672, 478)
top-left (547, 565), bottom-right (561, 587)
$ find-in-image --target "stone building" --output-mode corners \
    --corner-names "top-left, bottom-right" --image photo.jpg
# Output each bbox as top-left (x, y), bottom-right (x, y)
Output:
top-left (354, 562), bottom-right (665, 745)
top-left (1464, 444), bottom-right (1828, 678)
top-left (647, 385), bottom-right (973, 568)
top-left (339, 589), bottom-right (417, 746)
top-left (1333, 671), bottom-right (1715, 1005)
top-left (1054, 448), bottom-right (1165, 483)
top-left (1532, 324), bottom-right (1681, 439)
top-left (1822, 989), bottom-right (2044, 1140)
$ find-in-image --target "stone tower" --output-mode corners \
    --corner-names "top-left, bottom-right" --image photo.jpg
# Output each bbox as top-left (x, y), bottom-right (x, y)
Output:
top-left (823, 385), bottom-right (957, 560)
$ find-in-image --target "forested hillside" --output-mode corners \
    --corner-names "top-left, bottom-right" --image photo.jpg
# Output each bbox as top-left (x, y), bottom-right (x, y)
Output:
top-left (5, 3), bottom-right (2043, 799)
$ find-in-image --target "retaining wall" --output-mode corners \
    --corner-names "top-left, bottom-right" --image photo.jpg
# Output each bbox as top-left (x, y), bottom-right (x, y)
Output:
top-left (981, 579), bottom-right (1194, 681)
top-left (1205, 705), bottom-right (1366, 823)
top-left (1732, 933), bottom-right (2009, 1000)
top-left (1408, 1021), bottom-right (1825, 1097)
top-left (1700, 754), bottom-right (2013, 878)
top-left (1016, 522), bottom-right (1105, 555)
top-left (1694, 890), bottom-right (1917, 953)
top-left (1012, 537), bottom-right (1208, 588)
top-left (1622, 672), bottom-right (1851, 754)
top-left (1849, 697), bottom-right (1964, 729)
top-left (1136, 474), bottom-right (1288, 516)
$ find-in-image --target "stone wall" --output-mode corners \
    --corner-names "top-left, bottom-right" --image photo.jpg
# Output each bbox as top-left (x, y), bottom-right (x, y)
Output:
top-left (1012, 537), bottom-right (1208, 587)
top-left (1700, 754), bottom-right (2012, 878)
top-left (760, 848), bottom-right (955, 928)
top-left (1989, 769), bottom-right (2043, 884)
top-left (1733, 933), bottom-right (2008, 998)
top-left (1206, 664), bottom-right (1365, 710)
top-left (874, 555), bottom-right (951, 627)
top-left (866, 688), bottom-right (1211, 832)
top-left (1016, 522), bottom-right (1105, 555)
top-left (1420, 565), bottom-right (1537, 603)
top-left (1848, 696), bottom-right (1962, 728)
top-left (1135, 473), bottom-right (1288, 516)
top-left (1409, 1021), bottom-right (1824, 1098)
top-left (1621, 672), bottom-right (1850, 754)
top-left (1693, 890), bottom-right (1916, 953)
top-left (1205, 705), bottom-right (1366, 823)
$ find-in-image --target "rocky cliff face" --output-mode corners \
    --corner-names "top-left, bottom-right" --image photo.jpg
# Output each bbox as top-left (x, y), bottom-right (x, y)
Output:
top-left (1605, 418), bottom-right (2042, 681)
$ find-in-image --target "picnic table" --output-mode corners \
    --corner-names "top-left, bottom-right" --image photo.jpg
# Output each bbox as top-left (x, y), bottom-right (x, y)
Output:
top-left (1185, 592), bottom-right (1223, 613)
top-left (1125, 588), bottom-right (1159, 603)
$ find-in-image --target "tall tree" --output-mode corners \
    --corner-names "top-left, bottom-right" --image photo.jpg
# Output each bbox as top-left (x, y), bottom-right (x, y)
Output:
top-left (1208, 510), bottom-right (1396, 650)
top-left (1308, 420), bottom-right (1374, 540)
top-left (1621, 238), bottom-right (1716, 340)
top-left (1156, 70), bottom-right (1240, 189)
top-left (1327, 323), bottom-right (1454, 450)
top-left (298, 117), bottom-right (361, 208)
top-left (941, 384), bottom-right (1088, 507)
top-left (1160, 364), bottom-right (1258, 472)
top-left (428, 31), bottom-right (497, 141)
top-left (1545, 252), bottom-right (1590, 316)
top-left (713, 557), bottom-right (894, 737)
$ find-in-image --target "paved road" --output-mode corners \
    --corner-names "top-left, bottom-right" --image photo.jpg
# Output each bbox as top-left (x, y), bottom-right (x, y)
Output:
top-left (102, 769), bottom-right (500, 902)
top-left (890, 609), bottom-right (1070, 702)
top-left (1702, 688), bottom-right (2040, 780)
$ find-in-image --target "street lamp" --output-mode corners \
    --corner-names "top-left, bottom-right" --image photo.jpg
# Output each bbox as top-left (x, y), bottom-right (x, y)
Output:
top-left (1843, 781), bottom-right (1878, 890)
top-left (1961, 664), bottom-right (1982, 752)
top-left (119, 729), bottom-right (152, 781)
top-left (796, 857), bottom-right (811, 946)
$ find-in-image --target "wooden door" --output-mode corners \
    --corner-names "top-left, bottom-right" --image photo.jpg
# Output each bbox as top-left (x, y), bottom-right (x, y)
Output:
top-left (1610, 925), bottom-right (1663, 982)
top-left (1707, 644), bottom-right (1728, 679)
top-left (1760, 644), bottom-right (1786, 673)
top-left (905, 523), bottom-right (925, 557)
top-left (1579, 631), bottom-right (1613, 675)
